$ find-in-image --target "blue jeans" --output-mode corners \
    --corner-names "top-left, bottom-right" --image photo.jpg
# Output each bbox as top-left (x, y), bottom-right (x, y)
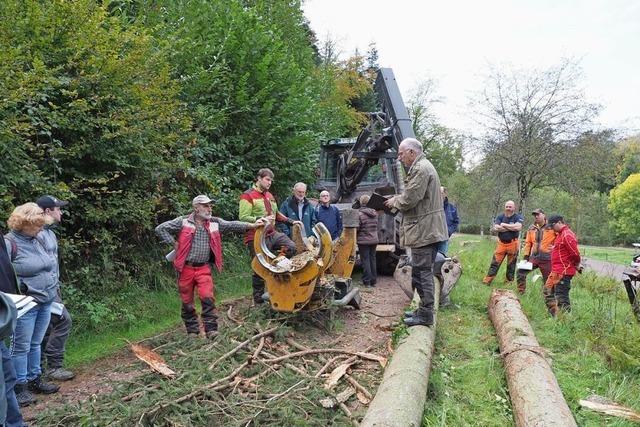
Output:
top-left (437, 239), bottom-right (449, 255)
top-left (2, 342), bottom-right (25, 427)
top-left (11, 301), bottom-right (52, 383)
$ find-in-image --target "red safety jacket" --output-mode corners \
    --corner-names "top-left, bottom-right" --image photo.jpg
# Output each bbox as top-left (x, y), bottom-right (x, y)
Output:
top-left (174, 215), bottom-right (223, 273)
top-left (550, 225), bottom-right (581, 276)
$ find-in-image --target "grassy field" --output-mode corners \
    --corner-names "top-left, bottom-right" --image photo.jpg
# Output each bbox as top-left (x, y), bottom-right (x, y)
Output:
top-left (423, 236), bottom-right (640, 426)
top-left (580, 244), bottom-right (637, 266)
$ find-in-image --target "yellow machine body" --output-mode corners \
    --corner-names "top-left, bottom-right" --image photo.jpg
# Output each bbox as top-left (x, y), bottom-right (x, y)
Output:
top-left (251, 219), bottom-right (357, 313)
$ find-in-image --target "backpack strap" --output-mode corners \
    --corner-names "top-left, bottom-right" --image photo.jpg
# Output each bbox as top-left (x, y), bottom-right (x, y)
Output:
top-left (5, 236), bottom-right (17, 262)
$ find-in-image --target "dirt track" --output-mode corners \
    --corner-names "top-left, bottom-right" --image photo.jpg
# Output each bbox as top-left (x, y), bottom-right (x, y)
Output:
top-left (583, 258), bottom-right (627, 280)
top-left (22, 276), bottom-right (411, 424)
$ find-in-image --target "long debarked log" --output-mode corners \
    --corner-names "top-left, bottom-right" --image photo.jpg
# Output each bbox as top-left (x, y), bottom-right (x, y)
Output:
top-left (361, 264), bottom-right (439, 427)
top-left (488, 289), bottom-right (577, 427)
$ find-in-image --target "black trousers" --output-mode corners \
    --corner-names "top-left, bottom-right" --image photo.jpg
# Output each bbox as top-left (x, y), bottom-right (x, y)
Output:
top-left (42, 303), bottom-right (71, 369)
top-left (358, 244), bottom-right (377, 286)
top-left (411, 243), bottom-right (439, 321)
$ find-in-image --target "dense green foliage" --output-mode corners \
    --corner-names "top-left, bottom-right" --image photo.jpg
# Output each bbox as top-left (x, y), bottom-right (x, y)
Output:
top-left (0, 0), bottom-right (363, 331)
top-left (609, 174), bottom-right (640, 241)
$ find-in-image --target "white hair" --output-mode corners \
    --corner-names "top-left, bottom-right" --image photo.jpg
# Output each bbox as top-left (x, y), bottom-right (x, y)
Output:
top-left (293, 182), bottom-right (307, 191)
top-left (320, 190), bottom-right (330, 197)
top-left (400, 138), bottom-right (423, 153)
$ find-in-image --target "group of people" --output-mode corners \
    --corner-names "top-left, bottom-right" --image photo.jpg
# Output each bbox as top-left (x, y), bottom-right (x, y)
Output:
top-left (155, 166), bottom-right (401, 339)
top-left (1, 196), bottom-right (76, 426)
top-left (483, 201), bottom-right (582, 316)
top-left (156, 136), bottom-right (462, 338)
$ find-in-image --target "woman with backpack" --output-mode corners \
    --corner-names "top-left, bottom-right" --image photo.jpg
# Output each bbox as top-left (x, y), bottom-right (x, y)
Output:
top-left (4, 202), bottom-right (59, 407)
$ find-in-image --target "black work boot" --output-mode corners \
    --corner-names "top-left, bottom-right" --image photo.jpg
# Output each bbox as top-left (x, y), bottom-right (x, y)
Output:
top-left (28, 374), bottom-right (60, 394)
top-left (404, 311), bottom-right (434, 327)
top-left (181, 303), bottom-right (200, 335)
top-left (201, 297), bottom-right (219, 339)
top-left (404, 310), bottom-right (417, 318)
top-left (15, 383), bottom-right (37, 406)
top-left (47, 366), bottom-right (75, 381)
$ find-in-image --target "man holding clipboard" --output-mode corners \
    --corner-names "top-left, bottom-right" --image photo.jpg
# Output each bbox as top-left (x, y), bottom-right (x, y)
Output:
top-left (384, 138), bottom-right (448, 327)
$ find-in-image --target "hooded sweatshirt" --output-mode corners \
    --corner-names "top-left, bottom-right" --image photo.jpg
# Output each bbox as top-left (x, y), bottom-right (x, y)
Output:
top-left (357, 208), bottom-right (378, 245)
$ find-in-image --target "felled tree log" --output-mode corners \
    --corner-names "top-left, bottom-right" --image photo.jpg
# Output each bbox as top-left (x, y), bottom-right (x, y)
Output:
top-left (361, 263), bottom-right (438, 427)
top-left (488, 289), bottom-right (577, 427)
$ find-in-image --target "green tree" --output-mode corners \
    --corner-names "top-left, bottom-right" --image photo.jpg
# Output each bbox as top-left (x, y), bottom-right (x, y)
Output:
top-left (564, 130), bottom-right (619, 194)
top-left (615, 135), bottom-right (640, 185)
top-left (471, 59), bottom-right (600, 208)
top-left (0, 0), bottom-right (189, 243)
top-left (608, 173), bottom-right (640, 241)
top-left (124, 0), bottom-right (361, 213)
top-left (407, 80), bottom-right (463, 178)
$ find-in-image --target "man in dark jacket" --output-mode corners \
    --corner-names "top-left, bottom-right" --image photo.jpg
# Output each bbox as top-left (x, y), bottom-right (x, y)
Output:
top-left (279, 182), bottom-right (317, 238)
top-left (357, 195), bottom-right (378, 287)
top-left (1, 239), bottom-right (26, 426)
top-left (437, 187), bottom-right (459, 255)
top-left (316, 190), bottom-right (343, 240)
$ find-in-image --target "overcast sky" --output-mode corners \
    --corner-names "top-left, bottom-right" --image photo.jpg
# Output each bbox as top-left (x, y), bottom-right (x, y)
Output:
top-left (303, 0), bottom-right (640, 136)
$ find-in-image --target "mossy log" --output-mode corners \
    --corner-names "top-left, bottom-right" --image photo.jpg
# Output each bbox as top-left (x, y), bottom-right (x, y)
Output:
top-left (488, 289), bottom-right (577, 427)
top-left (360, 264), bottom-right (438, 427)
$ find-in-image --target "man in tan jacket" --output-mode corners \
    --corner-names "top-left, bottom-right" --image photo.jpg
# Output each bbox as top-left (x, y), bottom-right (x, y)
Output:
top-left (385, 138), bottom-right (448, 326)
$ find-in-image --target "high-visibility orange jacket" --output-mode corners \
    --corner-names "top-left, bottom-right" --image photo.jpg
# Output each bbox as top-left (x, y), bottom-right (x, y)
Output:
top-left (523, 223), bottom-right (556, 261)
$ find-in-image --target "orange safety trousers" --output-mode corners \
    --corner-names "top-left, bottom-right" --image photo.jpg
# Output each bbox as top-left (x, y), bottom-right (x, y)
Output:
top-left (483, 240), bottom-right (519, 284)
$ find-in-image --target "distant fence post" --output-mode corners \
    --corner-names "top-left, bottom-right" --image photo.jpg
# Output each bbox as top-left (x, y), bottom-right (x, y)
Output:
top-left (480, 225), bottom-right (484, 237)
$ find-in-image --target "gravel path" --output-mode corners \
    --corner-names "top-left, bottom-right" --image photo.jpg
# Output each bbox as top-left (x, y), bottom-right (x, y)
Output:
top-left (583, 258), bottom-right (628, 280)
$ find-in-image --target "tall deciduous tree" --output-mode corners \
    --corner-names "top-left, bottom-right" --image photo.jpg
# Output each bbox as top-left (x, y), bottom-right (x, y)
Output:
top-left (608, 173), bottom-right (640, 241)
top-left (472, 59), bottom-right (600, 210)
top-left (407, 80), bottom-right (463, 178)
top-left (615, 135), bottom-right (640, 185)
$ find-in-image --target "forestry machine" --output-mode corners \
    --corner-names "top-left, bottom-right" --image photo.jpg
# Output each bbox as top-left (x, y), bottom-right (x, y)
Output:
top-left (316, 68), bottom-right (462, 299)
top-left (251, 215), bottom-right (361, 313)
top-left (250, 68), bottom-right (462, 313)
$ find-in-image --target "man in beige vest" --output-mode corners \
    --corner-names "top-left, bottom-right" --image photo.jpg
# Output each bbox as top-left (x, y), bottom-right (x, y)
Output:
top-left (385, 138), bottom-right (448, 326)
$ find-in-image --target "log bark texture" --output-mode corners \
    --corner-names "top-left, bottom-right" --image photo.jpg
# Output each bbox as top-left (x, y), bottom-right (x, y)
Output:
top-left (488, 289), bottom-right (577, 427)
top-left (360, 263), bottom-right (438, 427)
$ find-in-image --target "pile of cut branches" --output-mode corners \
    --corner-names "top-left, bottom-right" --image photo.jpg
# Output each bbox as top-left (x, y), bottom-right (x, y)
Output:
top-left (35, 302), bottom-right (387, 426)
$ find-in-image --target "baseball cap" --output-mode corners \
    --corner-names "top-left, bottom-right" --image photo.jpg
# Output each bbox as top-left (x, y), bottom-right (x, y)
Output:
top-left (192, 195), bottom-right (214, 205)
top-left (531, 208), bottom-right (545, 215)
top-left (547, 215), bottom-right (563, 227)
top-left (36, 195), bottom-right (69, 209)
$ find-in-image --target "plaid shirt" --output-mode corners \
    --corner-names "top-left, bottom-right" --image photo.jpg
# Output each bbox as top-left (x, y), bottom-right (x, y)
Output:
top-left (156, 215), bottom-right (251, 263)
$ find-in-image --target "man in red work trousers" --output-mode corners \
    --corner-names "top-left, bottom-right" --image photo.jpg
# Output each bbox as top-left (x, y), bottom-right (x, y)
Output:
top-left (544, 215), bottom-right (582, 316)
top-left (156, 195), bottom-right (263, 339)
